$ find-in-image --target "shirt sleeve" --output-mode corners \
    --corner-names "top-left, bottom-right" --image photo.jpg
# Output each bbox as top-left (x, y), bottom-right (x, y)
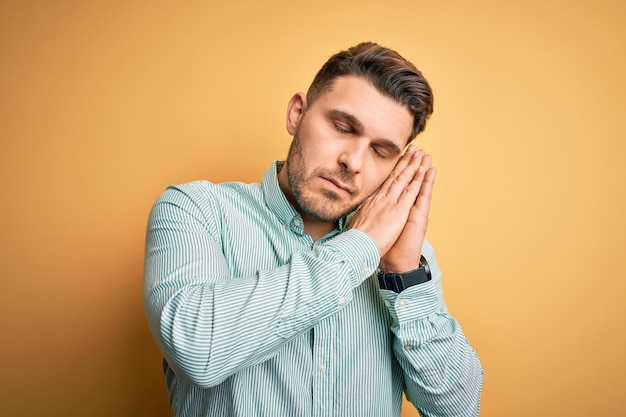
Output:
top-left (378, 240), bottom-right (484, 417)
top-left (143, 184), bottom-right (380, 388)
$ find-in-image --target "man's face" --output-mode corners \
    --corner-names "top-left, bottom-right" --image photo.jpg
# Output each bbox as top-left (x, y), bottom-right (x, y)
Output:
top-left (283, 75), bottom-right (414, 223)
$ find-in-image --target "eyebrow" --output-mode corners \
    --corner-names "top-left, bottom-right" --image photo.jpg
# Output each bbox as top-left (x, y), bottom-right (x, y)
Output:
top-left (327, 109), bottom-right (404, 156)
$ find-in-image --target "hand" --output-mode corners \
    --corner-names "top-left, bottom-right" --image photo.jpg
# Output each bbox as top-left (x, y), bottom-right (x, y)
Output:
top-left (348, 146), bottom-right (430, 258)
top-left (380, 152), bottom-right (436, 273)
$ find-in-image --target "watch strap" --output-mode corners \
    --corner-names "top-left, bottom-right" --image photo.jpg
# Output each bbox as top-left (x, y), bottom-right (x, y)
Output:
top-left (377, 256), bottom-right (432, 293)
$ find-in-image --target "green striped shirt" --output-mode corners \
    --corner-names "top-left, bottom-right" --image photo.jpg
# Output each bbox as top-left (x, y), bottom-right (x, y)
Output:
top-left (144, 161), bottom-right (483, 417)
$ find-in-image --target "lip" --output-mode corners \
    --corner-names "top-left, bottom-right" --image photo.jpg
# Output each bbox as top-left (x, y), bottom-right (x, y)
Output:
top-left (322, 177), bottom-right (354, 195)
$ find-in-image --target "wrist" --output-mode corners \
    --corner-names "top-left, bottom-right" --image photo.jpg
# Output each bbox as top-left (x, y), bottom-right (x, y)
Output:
top-left (377, 255), bottom-right (432, 293)
top-left (379, 260), bottom-right (420, 274)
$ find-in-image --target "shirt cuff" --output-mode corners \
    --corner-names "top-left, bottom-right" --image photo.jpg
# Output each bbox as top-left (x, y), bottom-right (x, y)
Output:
top-left (379, 280), bottom-right (440, 322)
top-left (324, 229), bottom-right (380, 288)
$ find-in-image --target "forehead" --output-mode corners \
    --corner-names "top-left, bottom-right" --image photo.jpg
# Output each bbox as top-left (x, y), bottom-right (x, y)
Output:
top-left (311, 75), bottom-right (413, 147)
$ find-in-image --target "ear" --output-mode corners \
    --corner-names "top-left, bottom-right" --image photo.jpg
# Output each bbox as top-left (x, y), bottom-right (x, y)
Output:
top-left (286, 92), bottom-right (307, 136)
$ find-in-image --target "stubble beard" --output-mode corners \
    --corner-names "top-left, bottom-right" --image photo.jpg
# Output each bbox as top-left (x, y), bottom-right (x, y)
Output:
top-left (286, 131), bottom-right (361, 223)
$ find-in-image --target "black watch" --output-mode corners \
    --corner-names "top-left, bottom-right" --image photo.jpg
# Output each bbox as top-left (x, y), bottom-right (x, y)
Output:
top-left (377, 255), bottom-right (432, 293)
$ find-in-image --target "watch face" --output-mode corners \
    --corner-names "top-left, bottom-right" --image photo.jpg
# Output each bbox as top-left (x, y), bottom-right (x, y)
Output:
top-left (420, 255), bottom-right (432, 280)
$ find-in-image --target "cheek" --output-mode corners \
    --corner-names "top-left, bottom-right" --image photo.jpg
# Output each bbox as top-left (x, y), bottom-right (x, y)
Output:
top-left (366, 156), bottom-right (402, 191)
top-left (362, 167), bottom-right (392, 196)
top-left (296, 123), bottom-right (322, 154)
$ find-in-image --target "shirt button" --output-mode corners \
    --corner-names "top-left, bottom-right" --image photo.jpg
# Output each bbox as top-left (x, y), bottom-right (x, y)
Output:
top-left (293, 219), bottom-right (302, 226)
top-left (384, 300), bottom-right (391, 307)
top-left (398, 299), bottom-right (407, 308)
top-left (363, 265), bottom-right (371, 275)
top-left (338, 297), bottom-right (346, 306)
top-left (318, 363), bottom-right (326, 372)
top-left (282, 223), bottom-right (287, 229)
top-left (404, 344), bottom-right (413, 350)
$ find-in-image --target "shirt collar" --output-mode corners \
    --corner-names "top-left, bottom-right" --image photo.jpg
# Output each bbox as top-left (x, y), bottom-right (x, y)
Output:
top-left (261, 161), bottom-right (347, 235)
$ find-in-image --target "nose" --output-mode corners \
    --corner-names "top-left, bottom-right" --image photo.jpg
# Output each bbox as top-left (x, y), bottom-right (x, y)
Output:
top-left (337, 141), bottom-right (367, 173)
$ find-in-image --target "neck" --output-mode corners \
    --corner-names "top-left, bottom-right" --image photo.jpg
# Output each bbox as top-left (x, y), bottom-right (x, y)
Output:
top-left (300, 213), bottom-right (336, 241)
top-left (277, 161), bottom-right (337, 241)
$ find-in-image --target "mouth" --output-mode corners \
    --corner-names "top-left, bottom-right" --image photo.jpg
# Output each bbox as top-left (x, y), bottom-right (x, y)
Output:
top-left (322, 177), bottom-right (354, 195)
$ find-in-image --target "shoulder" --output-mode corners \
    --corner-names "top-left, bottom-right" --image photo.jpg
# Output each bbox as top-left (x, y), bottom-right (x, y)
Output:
top-left (148, 180), bottom-right (263, 242)
top-left (154, 180), bottom-right (262, 217)
top-left (160, 179), bottom-right (258, 201)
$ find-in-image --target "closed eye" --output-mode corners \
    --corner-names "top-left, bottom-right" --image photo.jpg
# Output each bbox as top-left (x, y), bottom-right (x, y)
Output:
top-left (371, 145), bottom-right (391, 159)
top-left (333, 121), bottom-right (352, 134)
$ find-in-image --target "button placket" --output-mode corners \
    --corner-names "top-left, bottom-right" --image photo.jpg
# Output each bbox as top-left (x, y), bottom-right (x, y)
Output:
top-left (311, 316), bottom-right (336, 417)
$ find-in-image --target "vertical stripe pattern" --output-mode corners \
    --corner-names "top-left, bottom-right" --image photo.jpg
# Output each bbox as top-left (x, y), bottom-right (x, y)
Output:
top-left (144, 161), bottom-right (483, 417)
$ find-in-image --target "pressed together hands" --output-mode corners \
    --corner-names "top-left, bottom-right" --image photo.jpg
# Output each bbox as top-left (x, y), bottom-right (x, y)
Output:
top-left (349, 145), bottom-right (436, 273)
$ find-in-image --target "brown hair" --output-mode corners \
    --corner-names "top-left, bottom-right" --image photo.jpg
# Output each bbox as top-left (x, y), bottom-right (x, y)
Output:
top-left (306, 42), bottom-right (433, 141)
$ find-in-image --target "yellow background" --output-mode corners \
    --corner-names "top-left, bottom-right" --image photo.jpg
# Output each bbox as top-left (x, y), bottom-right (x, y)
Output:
top-left (1, 1), bottom-right (625, 416)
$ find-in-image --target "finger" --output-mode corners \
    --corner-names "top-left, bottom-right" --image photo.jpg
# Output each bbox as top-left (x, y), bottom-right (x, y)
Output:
top-left (410, 166), bottom-right (437, 220)
top-left (377, 146), bottom-right (417, 195)
top-left (396, 153), bottom-right (431, 205)
top-left (386, 150), bottom-right (424, 199)
top-left (418, 165), bottom-right (437, 200)
top-left (414, 154), bottom-right (432, 187)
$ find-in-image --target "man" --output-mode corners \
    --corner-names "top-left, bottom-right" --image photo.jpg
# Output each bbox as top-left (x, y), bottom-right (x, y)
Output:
top-left (144, 42), bottom-right (483, 417)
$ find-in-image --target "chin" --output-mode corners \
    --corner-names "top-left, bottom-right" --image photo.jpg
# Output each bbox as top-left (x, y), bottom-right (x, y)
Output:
top-left (302, 207), bottom-right (342, 223)
top-left (302, 200), bottom-right (359, 223)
